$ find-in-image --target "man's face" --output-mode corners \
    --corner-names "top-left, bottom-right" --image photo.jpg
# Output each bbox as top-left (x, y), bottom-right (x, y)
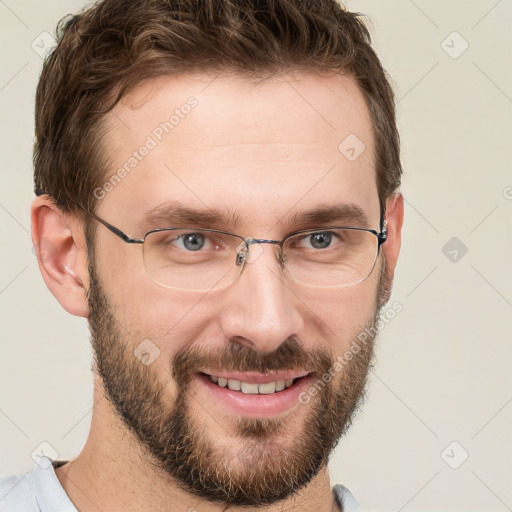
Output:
top-left (86, 71), bottom-right (384, 506)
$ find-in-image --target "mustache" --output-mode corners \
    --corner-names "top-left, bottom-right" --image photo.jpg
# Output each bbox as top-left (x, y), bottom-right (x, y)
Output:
top-left (172, 337), bottom-right (334, 386)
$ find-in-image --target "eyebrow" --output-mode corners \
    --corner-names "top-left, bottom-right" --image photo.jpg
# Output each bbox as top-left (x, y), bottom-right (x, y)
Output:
top-left (286, 203), bottom-right (370, 229)
top-left (141, 200), bottom-right (371, 232)
top-left (142, 200), bottom-right (245, 230)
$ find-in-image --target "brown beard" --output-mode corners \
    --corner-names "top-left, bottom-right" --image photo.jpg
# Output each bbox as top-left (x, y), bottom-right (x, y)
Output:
top-left (86, 248), bottom-right (384, 506)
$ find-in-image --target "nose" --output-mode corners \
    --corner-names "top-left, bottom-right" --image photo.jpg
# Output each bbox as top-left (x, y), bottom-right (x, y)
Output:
top-left (218, 243), bottom-right (304, 354)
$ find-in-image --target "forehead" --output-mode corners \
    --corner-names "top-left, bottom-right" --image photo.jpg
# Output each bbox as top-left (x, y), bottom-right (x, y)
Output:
top-left (98, 71), bottom-right (379, 232)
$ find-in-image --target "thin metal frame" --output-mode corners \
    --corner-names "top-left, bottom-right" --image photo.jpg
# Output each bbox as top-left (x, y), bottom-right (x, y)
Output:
top-left (78, 204), bottom-right (387, 251)
top-left (76, 202), bottom-right (387, 287)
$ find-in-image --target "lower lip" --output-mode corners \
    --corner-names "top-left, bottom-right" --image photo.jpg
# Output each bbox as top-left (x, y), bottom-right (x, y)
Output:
top-left (195, 373), bottom-right (314, 418)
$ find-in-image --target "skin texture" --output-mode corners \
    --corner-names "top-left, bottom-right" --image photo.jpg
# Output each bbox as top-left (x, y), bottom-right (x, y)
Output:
top-left (31, 71), bottom-right (403, 512)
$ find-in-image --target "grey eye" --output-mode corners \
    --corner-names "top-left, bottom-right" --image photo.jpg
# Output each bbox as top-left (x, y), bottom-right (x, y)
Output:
top-left (181, 233), bottom-right (206, 251)
top-left (309, 232), bottom-right (332, 249)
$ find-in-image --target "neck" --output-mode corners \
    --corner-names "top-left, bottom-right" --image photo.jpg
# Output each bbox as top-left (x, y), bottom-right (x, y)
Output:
top-left (55, 378), bottom-right (340, 512)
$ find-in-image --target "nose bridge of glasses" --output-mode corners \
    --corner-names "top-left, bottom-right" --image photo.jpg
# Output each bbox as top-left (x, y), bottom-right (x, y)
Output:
top-left (235, 237), bottom-right (283, 266)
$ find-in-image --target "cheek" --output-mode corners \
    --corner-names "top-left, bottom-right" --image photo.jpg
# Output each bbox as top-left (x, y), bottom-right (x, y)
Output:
top-left (104, 270), bottom-right (218, 355)
top-left (298, 276), bottom-right (379, 354)
top-left (96, 235), bottom-right (145, 290)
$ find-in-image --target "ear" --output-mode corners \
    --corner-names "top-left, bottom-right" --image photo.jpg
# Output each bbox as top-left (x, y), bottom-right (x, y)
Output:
top-left (31, 195), bottom-right (90, 317)
top-left (379, 192), bottom-right (404, 304)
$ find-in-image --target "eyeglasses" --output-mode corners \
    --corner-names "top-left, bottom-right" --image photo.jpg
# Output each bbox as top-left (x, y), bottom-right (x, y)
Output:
top-left (78, 204), bottom-right (387, 291)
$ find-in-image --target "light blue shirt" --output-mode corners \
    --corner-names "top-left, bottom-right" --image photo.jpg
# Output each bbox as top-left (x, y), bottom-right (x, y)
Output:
top-left (0, 456), bottom-right (362, 512)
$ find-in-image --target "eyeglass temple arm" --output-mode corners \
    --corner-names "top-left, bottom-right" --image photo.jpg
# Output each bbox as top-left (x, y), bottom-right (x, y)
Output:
top-left (378, 207), bottom-right (387, 245)
top-left (75, 201), bottom-right (144, 244)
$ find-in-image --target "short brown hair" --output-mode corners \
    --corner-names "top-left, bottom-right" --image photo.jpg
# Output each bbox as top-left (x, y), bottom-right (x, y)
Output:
top-left (34, 0), bottom-right (402, 219)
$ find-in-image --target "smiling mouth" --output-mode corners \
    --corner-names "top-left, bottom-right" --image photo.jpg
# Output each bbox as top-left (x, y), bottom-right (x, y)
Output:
top-left (198, 372), bottom-right (308, 395)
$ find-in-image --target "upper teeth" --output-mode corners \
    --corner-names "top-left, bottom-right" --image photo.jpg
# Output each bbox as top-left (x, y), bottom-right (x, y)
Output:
top-left (209, 375), bottom-right (294, 394)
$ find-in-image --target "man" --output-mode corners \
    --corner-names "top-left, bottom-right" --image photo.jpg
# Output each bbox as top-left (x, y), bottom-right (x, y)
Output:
top-left (0, 0), bottom-right (403, 510)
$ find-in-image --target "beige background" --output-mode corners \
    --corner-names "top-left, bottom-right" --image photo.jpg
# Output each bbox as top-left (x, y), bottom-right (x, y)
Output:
top-left (1, 1), bottom-right (511, 511)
